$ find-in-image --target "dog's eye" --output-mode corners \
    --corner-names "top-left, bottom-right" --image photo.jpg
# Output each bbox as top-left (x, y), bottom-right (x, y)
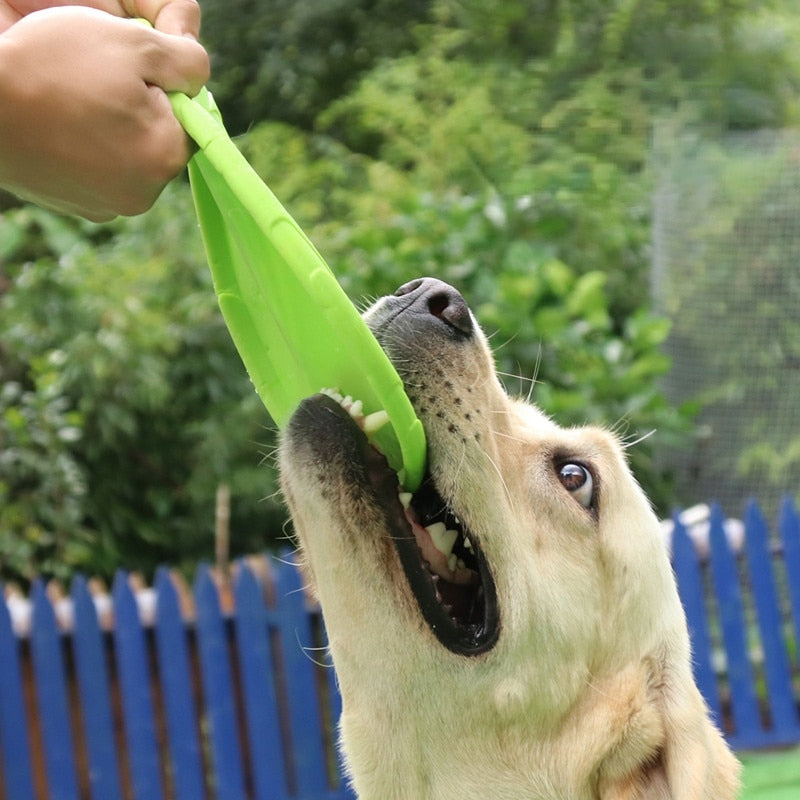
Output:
top-left (557, 462), bottom-right (595, 509)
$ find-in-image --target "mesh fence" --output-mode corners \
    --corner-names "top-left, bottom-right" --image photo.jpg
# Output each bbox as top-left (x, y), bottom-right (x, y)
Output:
top-left (651, 122), bottom-right (800, 519)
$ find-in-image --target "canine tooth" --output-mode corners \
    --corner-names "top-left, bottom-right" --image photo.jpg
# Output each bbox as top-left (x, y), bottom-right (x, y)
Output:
top-left (426, 522), bottom-right (448, 551)
top-left (463, 537), bottom-right (473, 551)
top-left (426, 523), bottom-right (458, 557)
top-left (363, 409), bottom-right (389, 434)
top-left (398, 492), bottom-right (413, 509)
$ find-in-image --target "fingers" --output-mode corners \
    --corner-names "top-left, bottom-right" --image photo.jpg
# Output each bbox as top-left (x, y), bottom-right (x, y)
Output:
top-left (137, 24), bottom-right (209, 95)
top-left (125, 0), bottom-right (201, 38)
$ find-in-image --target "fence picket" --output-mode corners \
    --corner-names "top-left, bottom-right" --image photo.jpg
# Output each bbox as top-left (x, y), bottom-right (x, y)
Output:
top-left (30, 580), bottom-right (80, 800)
top-left (70, 576), bottom-right (123, 800)
top-left (153, 568), bottom-right (207, 800)
top-left (194, 566), bottom-right (247, 800)
top-left (233, 562), bottom-right (292, 800)
top-left (779, 498), bottom-right (800, 659)
top-left (272, 557), bottom-right (331, 798)
top-left (670, 517), bottom-right (724, 727)
top-left (742, 501), bottom-right (800, 743)
top-left (112, 572), bottom-right (165, 800)
top-left (0, 587), bottom-right (35, 800)
top-left (706, 505), bottom-right (762, 746)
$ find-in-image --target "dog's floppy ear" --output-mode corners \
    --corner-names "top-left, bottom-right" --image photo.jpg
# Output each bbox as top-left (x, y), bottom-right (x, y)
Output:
top-left (656, 677), bottom-right (740, 799)
top-left (598, 675), bottom-right (740, 799)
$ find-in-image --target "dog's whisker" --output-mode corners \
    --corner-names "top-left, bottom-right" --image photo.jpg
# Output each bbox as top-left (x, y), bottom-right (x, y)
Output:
top-left (485, 329), bottom-right (521, 352)
top-left (620, 429), bottom-right (657, 450)
top-left (295, 629), bottom-right (336, 669)
top-left (272, 552), bottom-right (304, 570)
top-left (490, 429), bottom-right (527, 444)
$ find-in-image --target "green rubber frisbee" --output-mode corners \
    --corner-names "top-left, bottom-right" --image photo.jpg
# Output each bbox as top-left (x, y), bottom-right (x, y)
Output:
top-left (169, 88), bottom-right (426, 489)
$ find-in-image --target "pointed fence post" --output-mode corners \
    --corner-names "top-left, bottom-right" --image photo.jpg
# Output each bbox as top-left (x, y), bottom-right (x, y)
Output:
top-left (707, 504), bottom-right (762, 747)
top-left (779, 498), bottom-right (800, 663)
top-left (670, 517), bottom-right (724, 727)
top-left (112, 572), bottom-right (164, 800)
top-left (30, 580), bottom-right (80, 800)
top-left (153, 568), bottom-right (206, 800)
top-left (70, 576), bottom-right (123, 800)
top-left (271, 556), bottom-right (331, 799)
top-left (742, 501), bottom-right (800, 744)
top-left (233, 561), bottom-right (292, 800)
top-left (0, 586), bottom-right (35, 799)
top-left (194, 566), bottom-right (247, 800)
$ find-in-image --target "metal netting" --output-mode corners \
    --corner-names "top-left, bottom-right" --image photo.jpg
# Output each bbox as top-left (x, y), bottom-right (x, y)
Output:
top-left (651, 122), bottom-right (800, 519)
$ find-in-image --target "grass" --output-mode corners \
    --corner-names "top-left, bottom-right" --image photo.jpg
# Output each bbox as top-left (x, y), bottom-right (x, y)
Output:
top-left (740, 747), bottom-right (800, 799)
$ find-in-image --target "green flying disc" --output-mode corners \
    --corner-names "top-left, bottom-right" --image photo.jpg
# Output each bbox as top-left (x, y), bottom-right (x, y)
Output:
top-left (168, 88), bottom-right (426, 489)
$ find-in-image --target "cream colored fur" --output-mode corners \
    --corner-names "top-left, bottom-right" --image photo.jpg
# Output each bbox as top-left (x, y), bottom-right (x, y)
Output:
top-left (280, 282), bottom-right (740, 799)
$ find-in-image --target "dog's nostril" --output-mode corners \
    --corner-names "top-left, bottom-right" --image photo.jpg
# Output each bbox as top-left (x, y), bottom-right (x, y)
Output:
top-left (429, 294), bottom-right (472, 335)
top-left (394, 279), bottom-right (424, 297)
top-left (391, 277), bottom-right (473, 335)
top-left (427, 291), bottom-right (472, 334)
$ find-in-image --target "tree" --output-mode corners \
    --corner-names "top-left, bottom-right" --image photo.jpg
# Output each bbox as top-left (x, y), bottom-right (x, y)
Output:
top-left (0, 190), bottom-right (278, 582)
top-left (3, 0), bottom-right (799, 582)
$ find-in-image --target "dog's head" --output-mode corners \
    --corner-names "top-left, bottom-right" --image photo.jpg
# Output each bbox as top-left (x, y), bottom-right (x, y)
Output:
top-left (279, 278), bottom-right (739, 799)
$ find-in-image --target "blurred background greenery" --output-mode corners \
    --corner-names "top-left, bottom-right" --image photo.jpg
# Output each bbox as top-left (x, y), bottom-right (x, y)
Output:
top-left (2, 0), bottom-right (800, 583)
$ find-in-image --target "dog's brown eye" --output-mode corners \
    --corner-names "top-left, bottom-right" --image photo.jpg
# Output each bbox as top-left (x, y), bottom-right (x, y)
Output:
top-left (558, 463), bottom-right (594, 509)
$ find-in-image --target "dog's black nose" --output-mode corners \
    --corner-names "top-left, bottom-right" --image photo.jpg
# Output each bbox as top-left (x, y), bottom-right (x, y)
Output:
top-left (393, 278), bottom-right (473, 335)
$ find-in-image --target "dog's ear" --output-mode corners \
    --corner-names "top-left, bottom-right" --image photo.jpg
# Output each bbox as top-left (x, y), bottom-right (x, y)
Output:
top-left (598, 679), bottom-right (740, 799)
top-left (656, 680), bottom-right (740, 799)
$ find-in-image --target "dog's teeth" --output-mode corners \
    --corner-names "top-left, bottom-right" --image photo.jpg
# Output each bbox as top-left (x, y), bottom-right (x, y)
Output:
top-left (426, 523), bottom-right (458, 557)
top-left (363, 409), bottom-right (390, 434)
top-left (426, 522), bottom-right (447, 549)
top-left (348, 399), bottom-right (364, 418)
top-left (398, 492), bottom-right (413, 509)
top-left (463, 536), bottom-right (473, 551)
top-left (447, 553), bottom-right (457, 572)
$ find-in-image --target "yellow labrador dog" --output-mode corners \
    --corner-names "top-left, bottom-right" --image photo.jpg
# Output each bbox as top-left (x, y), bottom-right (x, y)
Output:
top-left (280, 278), bottom-right (740, 799)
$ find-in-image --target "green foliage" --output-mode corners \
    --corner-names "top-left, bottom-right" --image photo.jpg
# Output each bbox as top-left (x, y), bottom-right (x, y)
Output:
top-left (0, 187), bottom-right (278, 583)
top-left (4, 0), bottom-right (800, 581)
top-left (200, 0), bottom-right (430, 134)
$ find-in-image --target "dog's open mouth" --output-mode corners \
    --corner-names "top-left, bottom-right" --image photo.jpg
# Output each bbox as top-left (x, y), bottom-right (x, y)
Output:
top-left (397, 477), bottom-right (500, 655)
top-left (321, 390), bottom-right (500, 656)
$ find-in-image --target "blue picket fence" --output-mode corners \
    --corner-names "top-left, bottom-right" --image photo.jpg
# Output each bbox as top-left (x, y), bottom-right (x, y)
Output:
top-left (672, 498), bottom-right (800, 750)
top-left (2, 498), bottom-right (800, 798)
top-left (0, 558), bottom-right (354, 800)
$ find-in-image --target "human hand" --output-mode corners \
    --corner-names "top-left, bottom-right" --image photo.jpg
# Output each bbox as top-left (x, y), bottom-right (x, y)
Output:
top-left (0, 3), bottom-right (209, 220)
top-left (0, 0), bottom-right (202, 38)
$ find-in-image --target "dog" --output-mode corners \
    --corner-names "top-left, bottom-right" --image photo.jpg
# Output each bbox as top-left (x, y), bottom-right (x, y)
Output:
top-left (279, 278), bottom-right (740, 799)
